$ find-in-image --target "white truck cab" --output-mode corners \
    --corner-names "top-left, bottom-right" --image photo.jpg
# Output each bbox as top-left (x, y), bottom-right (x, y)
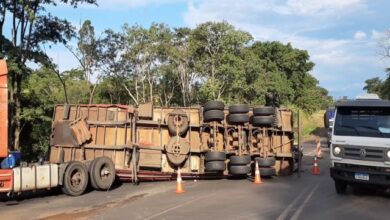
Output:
top-left (330, 94), bottom-right (390, 194)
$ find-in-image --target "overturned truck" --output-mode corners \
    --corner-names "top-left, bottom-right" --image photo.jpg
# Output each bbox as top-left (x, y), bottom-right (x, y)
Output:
top-left (50, 101), bottom-right (296, 186)
top-left (1, 59), bottom-right (297, 197)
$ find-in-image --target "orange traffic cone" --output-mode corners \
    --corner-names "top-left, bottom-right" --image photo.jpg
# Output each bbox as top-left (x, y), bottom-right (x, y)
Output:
top-left (254, 160), bottom-right (262, 184)
top-left (176, 167), bottom-right (185, 193)
top-left (312, 156), bottom-right (319, 175)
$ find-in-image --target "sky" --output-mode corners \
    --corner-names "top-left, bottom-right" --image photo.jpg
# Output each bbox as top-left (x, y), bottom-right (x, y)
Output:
top-left (45, 0), bottom-right (390, 100)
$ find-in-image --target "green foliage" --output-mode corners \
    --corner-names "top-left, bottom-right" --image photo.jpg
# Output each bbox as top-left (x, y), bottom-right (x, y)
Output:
top-left (0, 0), bottom-right (96, 157)
top-left (20, 67), bottom-right (90, 160)
top-left (364, 69), bottom-right (390, 100)
top-left (191, 21), bottom-right (253, 101)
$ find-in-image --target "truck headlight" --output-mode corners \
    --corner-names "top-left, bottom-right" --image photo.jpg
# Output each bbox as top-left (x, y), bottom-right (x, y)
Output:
top-left (333, 146), bottom-right (341, 156)
top-left (387, 150), bottom-right (390, 159)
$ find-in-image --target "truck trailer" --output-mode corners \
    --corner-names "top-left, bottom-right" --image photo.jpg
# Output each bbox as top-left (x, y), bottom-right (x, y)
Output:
top-left (1, 59), bottom-right (299, 197)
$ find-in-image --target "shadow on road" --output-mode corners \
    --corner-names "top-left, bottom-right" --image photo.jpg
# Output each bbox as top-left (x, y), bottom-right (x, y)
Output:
top-left (0, 187), bottom-right (63, 203)
top-left (349, 185), bottom-right (390, 199)
top-left (0, 175), bottom-right (124, 203)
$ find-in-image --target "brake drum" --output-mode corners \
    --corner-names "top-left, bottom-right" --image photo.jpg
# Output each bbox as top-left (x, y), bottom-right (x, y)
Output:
top-left (165, 137), bottom-right (190, 166)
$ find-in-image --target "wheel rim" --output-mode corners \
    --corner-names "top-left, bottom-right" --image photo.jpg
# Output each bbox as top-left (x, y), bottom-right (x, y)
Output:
top-left (99, 164), bottom-right (112, 181)
top-left (70, 169), bottom-right (83, 190)
top-left (173, 144), bottom-right (181, 156)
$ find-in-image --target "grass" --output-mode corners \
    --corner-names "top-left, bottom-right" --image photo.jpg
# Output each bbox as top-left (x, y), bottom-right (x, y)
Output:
top-left (301, 110), bottom-right (326, 140)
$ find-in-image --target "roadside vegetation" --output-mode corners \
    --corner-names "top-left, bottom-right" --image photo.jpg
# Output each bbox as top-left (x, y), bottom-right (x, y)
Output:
top-left (364, 30), bottom-right (390, 98)
top-left (302, 110), bottom-right (326, 139)
top-left (1, 1), bottom-right (332, 160)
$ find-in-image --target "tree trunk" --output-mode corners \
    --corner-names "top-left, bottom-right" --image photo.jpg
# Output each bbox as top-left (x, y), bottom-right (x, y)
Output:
top-left (53, 68), bottom-right (69, 104)
top-left (211, 60), bottom-right (216, 99)
top-left (89, 83), bottom-right (98, 104)
top-left (10, 71), bottom-right (22, 151)
top-left (149, 81), bottom-right (153, 104)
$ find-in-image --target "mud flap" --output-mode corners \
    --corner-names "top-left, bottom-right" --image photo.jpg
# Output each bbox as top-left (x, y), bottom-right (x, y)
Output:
top-left (58, 163), bottom-right (68, 186)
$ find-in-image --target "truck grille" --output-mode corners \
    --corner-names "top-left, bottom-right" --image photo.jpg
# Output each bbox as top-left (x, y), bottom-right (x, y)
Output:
top-left (342, 146), bottom-right (384, 162)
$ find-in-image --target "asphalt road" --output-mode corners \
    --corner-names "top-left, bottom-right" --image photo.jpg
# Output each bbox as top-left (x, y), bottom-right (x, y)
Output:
top-left (2, 140), bottom-right (390, 220)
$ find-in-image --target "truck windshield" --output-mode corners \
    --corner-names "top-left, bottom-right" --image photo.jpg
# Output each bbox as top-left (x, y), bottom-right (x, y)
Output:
top-left (334, 106), bottom-right (390, 138)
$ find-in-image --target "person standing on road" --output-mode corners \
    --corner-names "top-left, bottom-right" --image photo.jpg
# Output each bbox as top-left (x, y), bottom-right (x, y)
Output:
top-left (315, 136), bottom-right (323, 158)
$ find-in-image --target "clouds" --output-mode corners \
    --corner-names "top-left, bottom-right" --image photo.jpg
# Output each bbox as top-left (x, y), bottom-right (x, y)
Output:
top-left (354, 31), bottom-right (367, 40)
top-left (285, 0), bottom-right (365, 16)
top-left (95, 0), bottom-right (184, 10)
top-left (183, 0), bottom-right (388, 99)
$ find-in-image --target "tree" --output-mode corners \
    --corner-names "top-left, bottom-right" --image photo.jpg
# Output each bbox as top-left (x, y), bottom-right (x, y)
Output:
top-left (379, 29), bottom-right (390, 59)
top-left (379, 69), bottom-right (390, 100)
top-left (247, 41), bottom-right (328, 110)
top-left (94, 76), bottom-right (133, 104)
top-left (191, 21), bottom-right (253, 101)
top-left (364, 77), bottom-right (383, 94)
top-left (121, 23), bottom-right (173, 104)
top-left (67, 20), bottom-right (101, 104)
top-left (96, 29), bottom-right (138, 104)
top-left (370, 30), bottom-right (390, 100)
top-left (169, 27), bottom-right (195, 106)
top-left (0, 0), bottom-right (96, 151)
top-left (21, 67), bottom-right (90, 160)
top-left (364, 29), bottom-right (390, 100)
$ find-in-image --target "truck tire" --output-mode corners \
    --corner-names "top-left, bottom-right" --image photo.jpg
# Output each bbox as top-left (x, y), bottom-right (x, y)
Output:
top-left (335, 180), bottom-right (347, 194)
top-left (255, 157), bottom-right (276, 167)
top-left (251, 116), bottom-right (274, 127)
top-left (204, 101), bottom-right (224, 111)
top-left (91, 157), bottom-right (116, 190)
top-left (253, 107), bottom-right (275, 116)
top-left (205, 161), bottom-right (225, 171)
top-left (167, 109), bottom-right (189, 136)
top-left (227, 114), bottom-right (249, 124)
top-left (205, 151), bottom-right (226, 161)
top-left (203, 110), bottom-right (225, 122)
top-left (324, 111), bottom-right (329, 128)
top-left (89, 159), bottom-right (99, 190)
top-left (230, 156), bottom-right (251, 165)
top-left (229, 165), bottom-right (251, 175)
top-left (229, 104), bottom-right (249, 114)
top-left (62, 161), bottom-right (89, 196)
top-left (259, 167), bottom-right (276, 177)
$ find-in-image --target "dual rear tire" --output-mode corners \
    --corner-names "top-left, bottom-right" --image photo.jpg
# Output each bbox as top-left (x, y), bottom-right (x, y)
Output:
top-left (251, 106), bottom-right (275, 127)
top-left (89, 157), bottom-right (116, 190)
top-left (254, 157), bottom-right (276, 177)
top-left (203, 101), bottom-right (225, 122)
top-left (204, 151), bottom-right (226, 172)
top-left (62, 161), bottom-right (89, 196)
top-left (229, 155), bottom-right (251, 175)
top-left (62, 157), bottom-right (116, 196)
top-left (227, 104), bottom-right (249, 124)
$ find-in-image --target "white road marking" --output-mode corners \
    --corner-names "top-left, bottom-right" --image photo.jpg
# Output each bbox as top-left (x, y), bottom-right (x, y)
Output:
top-left (290, 183), bottom-right (320, 220)
top-left (143, 195), bottom-right (210, 220)
top-left (276, 186), bottom-right (311, 220)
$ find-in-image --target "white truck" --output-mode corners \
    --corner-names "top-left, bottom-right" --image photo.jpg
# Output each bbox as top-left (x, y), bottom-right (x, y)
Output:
top-left (330, 94), bottom-right (390, 194)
